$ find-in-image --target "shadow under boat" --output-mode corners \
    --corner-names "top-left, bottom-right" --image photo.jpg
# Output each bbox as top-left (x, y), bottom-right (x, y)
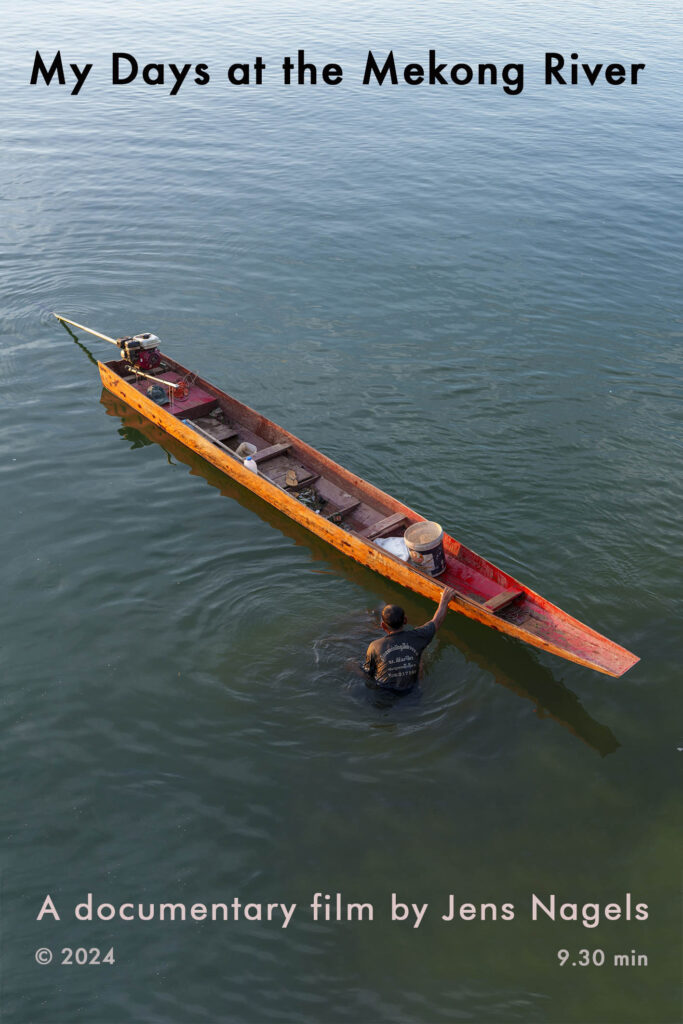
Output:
top-left (100, 388), bottom-right (620, 758)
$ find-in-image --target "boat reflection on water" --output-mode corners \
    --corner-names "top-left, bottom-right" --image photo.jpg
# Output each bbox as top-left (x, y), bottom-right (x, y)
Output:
top-left (100, 389), bottom-right (620, 758)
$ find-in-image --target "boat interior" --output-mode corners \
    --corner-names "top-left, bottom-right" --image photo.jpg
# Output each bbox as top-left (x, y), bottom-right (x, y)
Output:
top-left (108, 356), bottom-right (531, 624)
top-left (98, 347), bottom-right (643, 675)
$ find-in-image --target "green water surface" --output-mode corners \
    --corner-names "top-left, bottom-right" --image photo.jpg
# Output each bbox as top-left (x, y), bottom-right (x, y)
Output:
top-left (2, 2), bottom-right (681, 1022)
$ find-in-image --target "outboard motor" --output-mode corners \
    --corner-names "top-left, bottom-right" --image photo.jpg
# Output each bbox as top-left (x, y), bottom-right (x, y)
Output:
top-left (118, 333), bottom-right (162, 371)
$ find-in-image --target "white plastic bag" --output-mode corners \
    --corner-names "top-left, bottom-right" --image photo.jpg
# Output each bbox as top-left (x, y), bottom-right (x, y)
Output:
top-left (374, 536), bottom-right (410, 561)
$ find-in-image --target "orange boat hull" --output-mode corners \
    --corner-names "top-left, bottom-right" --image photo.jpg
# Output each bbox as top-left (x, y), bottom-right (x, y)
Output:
top-left (99, 356), bottom-right (639, 677)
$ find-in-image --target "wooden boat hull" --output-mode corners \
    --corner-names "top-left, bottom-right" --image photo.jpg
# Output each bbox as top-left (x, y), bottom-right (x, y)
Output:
top-left (98, 355), bottom-right (639, 677)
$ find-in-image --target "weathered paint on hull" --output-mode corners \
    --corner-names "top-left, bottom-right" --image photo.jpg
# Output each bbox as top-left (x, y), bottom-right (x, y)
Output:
top-left (98, 358), bottom-right (639, 677)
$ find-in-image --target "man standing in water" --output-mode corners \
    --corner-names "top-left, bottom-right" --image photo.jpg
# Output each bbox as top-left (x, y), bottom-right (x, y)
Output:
top-left (363, 587), bottom-right (456, 693)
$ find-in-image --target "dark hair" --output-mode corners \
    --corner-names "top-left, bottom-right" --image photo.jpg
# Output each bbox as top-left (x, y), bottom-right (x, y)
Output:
top-left (382, 605), bottom-right (405, 630)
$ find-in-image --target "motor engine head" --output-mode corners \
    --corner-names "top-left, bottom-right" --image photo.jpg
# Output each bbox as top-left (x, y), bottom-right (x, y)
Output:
top-left (119, 333), bottom-right (162, 369)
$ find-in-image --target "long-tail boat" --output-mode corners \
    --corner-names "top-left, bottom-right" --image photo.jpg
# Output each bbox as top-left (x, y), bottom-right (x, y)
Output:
top-left (54, 314), bottom-right (639, 677)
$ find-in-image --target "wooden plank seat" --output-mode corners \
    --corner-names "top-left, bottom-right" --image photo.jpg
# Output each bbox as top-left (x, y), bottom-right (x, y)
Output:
top-left (362, 512), bottom-right (408, 541)
top-left (290, 472), bottom-right (320, 489)
top-left (191, 416), bottom-right (238, 442)
top-left (279, 468), bottom-right (320, 490)
top-left (171, 399), bottom-right (217, 419)
top-left (183, 419), bottom-right (241, 456)
top-left (252, 442), bottom-right (292, 464)
top-left (483, 587), bottom-right (524, 613)
top-left (210, 425), bottom-right (238, 442)
top-left (326, 499), bottom-right (361, 522)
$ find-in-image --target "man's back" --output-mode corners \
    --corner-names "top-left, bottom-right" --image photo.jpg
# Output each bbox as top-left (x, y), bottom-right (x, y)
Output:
top-left (364, 622), bottom-right (436, 691)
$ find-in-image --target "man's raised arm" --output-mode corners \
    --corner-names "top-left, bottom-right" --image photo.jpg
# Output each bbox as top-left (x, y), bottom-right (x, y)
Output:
top-left (429, 587), bottom-right (456, 631)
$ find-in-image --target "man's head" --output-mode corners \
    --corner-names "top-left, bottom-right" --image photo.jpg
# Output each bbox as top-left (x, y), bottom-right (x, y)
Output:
top-left (381, 604), bottom-right (407, 632)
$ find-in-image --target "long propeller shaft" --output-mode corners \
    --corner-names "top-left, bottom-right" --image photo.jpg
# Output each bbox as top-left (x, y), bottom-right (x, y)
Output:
top-left (52, 313), bottom-right (119, 346)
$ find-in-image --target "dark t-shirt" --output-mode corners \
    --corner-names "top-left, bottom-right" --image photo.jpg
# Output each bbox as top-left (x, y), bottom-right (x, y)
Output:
top-left (363, 622), bottom-right (436, 691)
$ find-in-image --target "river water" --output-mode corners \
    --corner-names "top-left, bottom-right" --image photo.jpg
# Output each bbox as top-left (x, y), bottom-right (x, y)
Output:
top-left (2, 2), bottom-right (681, 1022)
